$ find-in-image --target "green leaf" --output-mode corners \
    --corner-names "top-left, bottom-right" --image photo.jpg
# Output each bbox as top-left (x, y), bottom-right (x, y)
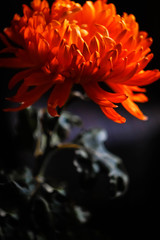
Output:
top-left (75, 128), bottom-right (129, 198)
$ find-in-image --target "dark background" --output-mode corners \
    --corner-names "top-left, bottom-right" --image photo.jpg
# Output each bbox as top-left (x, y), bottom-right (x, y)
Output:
top-left (0, 0), bottom-right (160, 239)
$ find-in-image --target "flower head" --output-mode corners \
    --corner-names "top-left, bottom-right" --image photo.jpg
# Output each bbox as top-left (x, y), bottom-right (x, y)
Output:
top-left (0, 0), bottom-right (159, 123)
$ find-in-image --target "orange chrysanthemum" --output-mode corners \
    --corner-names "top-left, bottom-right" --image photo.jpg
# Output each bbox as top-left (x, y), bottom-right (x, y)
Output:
top-left (0, 0), bottom-right (160, 123)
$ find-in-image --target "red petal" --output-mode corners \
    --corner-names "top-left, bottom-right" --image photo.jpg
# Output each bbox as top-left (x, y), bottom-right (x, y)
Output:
top-left (0, 58), bottom-right (34, 68)
top-left (4, 101), bottom-right (33, 112)
top-left (0, 47), bottom-right (17, 54)
top-left (83, 84), bottom-right (115, 108)
top-left (23, 72), bottom-right (64, 86)
top-left (7, 84), bottom-right (28, 102)
top-left (48, 81), bottom-right (72, 116)
top-left (5, 83), bottom-right (53, 112)
top-left (9, 82), bottom-right (52, 103)
top-left (0, 33), bottom-right (12, 47)
top-left (9, 69), bottom-right (36, 89)
top-left (23, 71), bottom-right (51, 86)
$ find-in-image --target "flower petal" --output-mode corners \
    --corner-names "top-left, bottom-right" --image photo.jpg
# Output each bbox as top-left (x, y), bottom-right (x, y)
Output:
top-left (122, 98), bottom-right (148, 120)
top-left (0, 58), bottom-right (34, 68)
top-left (4, 101), bottom-right (35, 112)
top-left (125, 70), bottom-right (160, 86)
top-left (83, 82), bottom-right (126, 107)
top-left (0, 33), bottom-right (12, 47)
top-left (131, 93), bottom-right (148, 103)
top-left (100, 106), bottom-right (126, 123)
top-left (23, 71), bottom-right (51, 86)
top-left (48, 80), bottom-right (73, 116)
top-left (9, 82), bottom-right (53, 103)
top-left (8, 69), bottom-right (36, 89)
top-left (4, 82), bottom-right (53, 112)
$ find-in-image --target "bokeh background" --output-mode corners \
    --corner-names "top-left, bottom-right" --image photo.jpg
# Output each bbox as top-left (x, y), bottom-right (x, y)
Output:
top-left (0, 0), bottom-right (160, 239)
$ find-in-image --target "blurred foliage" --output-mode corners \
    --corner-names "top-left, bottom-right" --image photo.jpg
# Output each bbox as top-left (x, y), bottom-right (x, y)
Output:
top-left (0, 108), bottom-right (129, 239)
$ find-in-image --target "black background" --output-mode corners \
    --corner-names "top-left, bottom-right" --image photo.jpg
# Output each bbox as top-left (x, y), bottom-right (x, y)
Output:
top-left (0, 0), bottom-right (160, 239)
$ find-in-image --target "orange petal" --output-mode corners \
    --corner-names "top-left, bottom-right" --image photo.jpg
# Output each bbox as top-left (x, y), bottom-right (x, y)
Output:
top-left (41, 0), bottom-right (49, 10)
top-left (71, 26), bottom-right (81, 45)
top-left (83, 41), bottom-right (90, 61)
top-left (31, 0), bottom-right (41, 10)
top-left (22, 4), bottom-right (32, 18)
top-left (38, 37), bottom-right (50, 58)
top-left (102, 91), bottom-right (127, 103)
top-left (64, 25), bottom-right (72, 43)
top-left (126, 70), bottom-right (160, 86)
top-left (82, 1), bottom-right (95, 22)
top-left (131, 93), bottom-right (148, 103)
top-left (83, 82), bottom-right (118, 108)
top-left (137, 53), bottom-right (154, 72)
top-left (100, 106), bottom-right (126, 123)
top-left (122, 98), bottom-right (148, 120)
top-left (130, 86), bottom-right (146, 93)
top-left (108, 62), bottom-right (139, 83)
top-left (115, 29), bottom-right (127, 42)
top-left (89, 35), bottom-right (99, 54)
